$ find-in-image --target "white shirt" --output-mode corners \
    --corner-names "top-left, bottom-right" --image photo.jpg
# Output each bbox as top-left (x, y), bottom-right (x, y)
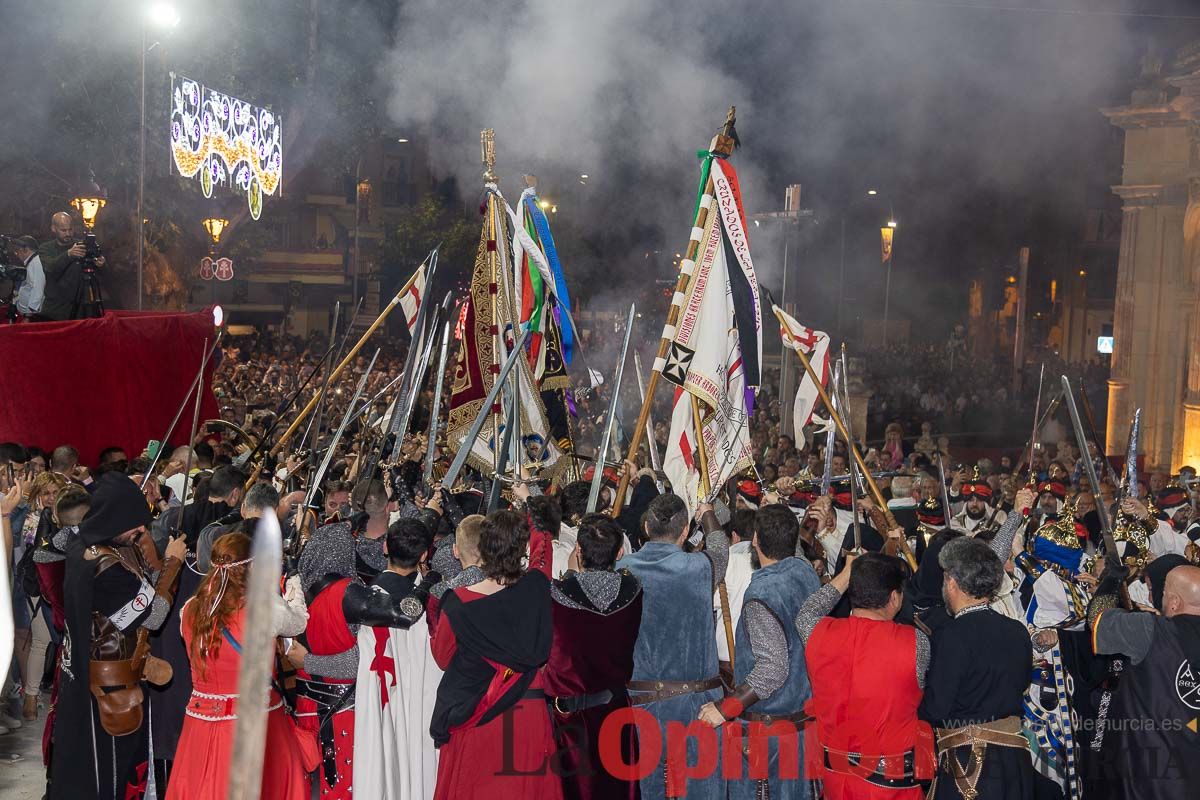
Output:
top-left (15, 253), bottom-right (44, 315)
top-left (1149, 519), bottom-right (1189, 558)
top-left (714, 540), bottom-right (754, 662)
top-left (551, 523), bottom-right (634, 580)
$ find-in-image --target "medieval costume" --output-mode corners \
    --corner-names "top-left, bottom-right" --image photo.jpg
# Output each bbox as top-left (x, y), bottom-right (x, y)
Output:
top-left (166, 591), bottom-right (311, 800)
top-left (721, 552), bottom-right (822, 799)
top-left (919, 604), bottom-right (1036, 800)
top-left (1090, 560), bottom-right (1200, 799)
top-left (49, 473), bottom-right (183, 800)
top-left (296, 520), bottom-right (430, 799)
top-left (543, 567), bottom-right (643, 800)
top-left (430, 569), bottom-right (560, 800)
top-left (951, 470), bottom-right (1008, 539)
top-left (616, 511), bottom-right (728, 800)
top-left (800, 582), bottom-right (934, 800)
top-left (352, 569), bottom-right (443, 799)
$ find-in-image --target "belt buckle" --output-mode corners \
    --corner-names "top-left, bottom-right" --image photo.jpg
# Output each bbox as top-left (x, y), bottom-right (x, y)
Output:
top-left (553, 696), bottom-right (569, 716)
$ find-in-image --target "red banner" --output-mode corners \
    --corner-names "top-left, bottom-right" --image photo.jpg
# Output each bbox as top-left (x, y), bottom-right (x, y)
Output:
top-left (0, 310), bottom-right (220, 467)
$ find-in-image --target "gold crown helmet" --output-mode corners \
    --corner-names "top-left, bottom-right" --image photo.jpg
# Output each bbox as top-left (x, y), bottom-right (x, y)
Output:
top-left (1032, 496), bottom-right (1083, 550)
top-left (1111, 501), bottom-right (1152, 570)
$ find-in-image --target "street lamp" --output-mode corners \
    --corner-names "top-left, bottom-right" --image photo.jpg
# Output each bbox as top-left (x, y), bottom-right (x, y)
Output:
top-left (203, 217), bottom-right (229, 247)
top-left (138, 2), bottom-right (180, 311)
top-left (70, 192), bottom-right (107, 230)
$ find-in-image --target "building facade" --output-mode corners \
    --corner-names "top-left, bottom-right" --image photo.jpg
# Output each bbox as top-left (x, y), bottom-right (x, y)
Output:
top-left (1103, 40), bottom-right (1200, 470)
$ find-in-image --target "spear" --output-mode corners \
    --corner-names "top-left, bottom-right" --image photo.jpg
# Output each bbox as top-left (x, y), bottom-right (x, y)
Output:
top-left (226, 513), bottom-right (283, 800)
top-left (588, 304), bottom-right (636, 514)
top-left (611, 108), bottom-right (739, 514)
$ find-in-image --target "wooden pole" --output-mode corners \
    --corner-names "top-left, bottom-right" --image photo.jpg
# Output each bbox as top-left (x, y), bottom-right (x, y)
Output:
top-left (773, 306), bottom-right (919, 571)
top-left (611, 107), bottom-right (739, 514)
top-left (262, 263), bottom-right (424, 463)
top-left (690, 392), bottom-right (736, 676)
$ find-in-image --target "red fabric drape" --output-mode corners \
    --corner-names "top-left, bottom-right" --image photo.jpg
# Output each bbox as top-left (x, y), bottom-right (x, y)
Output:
top-left (0, 310), bottom-right (219, 466)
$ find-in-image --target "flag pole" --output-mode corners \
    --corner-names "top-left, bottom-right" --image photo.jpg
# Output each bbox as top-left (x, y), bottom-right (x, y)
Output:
top-left (262, 263), bottom-right (425, 463)
top-left (772, 306), bottom-right (918, 571)
top-left (611, 106), bottom-right (739, 514)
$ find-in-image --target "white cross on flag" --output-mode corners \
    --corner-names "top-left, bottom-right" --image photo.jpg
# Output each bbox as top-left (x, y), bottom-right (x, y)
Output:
top-left (774, 304), bottom-right (830, 449)
top-left (399, 264), bottom-right (427, 335)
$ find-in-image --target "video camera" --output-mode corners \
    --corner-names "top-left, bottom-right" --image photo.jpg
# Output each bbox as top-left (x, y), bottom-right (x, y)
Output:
top-left (0, 235), bottom-right (27, 284)
top-left (79, 233), bottom-right (103, 270)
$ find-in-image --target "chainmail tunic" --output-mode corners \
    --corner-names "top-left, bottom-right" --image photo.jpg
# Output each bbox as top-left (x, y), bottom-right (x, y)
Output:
top-left (550, 570), bottom-right (622, 612)
top-left (431, 564), bottom-right (484, 600)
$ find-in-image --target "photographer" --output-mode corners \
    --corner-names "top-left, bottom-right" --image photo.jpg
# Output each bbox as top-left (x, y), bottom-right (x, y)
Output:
top-left (10, 236), bottom-right (44, 317)
top-left (37, 211), bottom-right (104, 321)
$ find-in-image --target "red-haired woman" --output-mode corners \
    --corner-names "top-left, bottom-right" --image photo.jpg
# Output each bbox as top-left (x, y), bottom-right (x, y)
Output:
top-left (430, 509), bottom-right (560, 799)
top-left (166, 533), bottom-right (311, 800)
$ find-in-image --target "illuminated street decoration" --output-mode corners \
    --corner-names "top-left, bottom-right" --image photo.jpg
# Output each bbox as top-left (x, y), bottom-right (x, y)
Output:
top-left (170, 75), bottom-right (282, 220)
top-left (200, 256), bottom-right (235, 281)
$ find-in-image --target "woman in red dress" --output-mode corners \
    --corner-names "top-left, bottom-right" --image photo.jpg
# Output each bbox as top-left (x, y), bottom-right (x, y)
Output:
top-left (430, 508), bottom-right (562, 800)
top-left (166, 533), bottom-right (311, 800)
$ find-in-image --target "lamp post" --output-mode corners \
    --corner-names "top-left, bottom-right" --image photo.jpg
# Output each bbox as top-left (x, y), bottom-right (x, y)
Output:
top-left (139, 3), bottom-right (181, 311)
top-left (70, 191), bottom-right (107, 230)
top-left (202, 217), bottom-right (229, 250)
top-left (882, 219), bottom-right (898, 333)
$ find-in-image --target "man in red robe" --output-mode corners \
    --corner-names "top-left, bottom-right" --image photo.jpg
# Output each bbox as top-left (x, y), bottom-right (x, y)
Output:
top-left (542, 513), bottom-right (642, 800)
top-left (799, 552), bottom-right (935, 799)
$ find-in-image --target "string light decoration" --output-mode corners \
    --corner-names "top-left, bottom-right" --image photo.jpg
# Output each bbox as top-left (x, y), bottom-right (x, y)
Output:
top-left (170, 75), bottom-right (282, 220)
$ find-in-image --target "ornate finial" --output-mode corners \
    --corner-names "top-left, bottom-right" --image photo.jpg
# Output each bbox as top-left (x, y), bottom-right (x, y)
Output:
top-left (711, 105), bottom-right (740, 158)
top-left (481, 129), bottom-right (497, 183)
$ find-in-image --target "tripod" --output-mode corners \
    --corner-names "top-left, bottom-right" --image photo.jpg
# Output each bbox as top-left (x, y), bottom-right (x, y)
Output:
top-left (74, 261), bottom-right (105, 319)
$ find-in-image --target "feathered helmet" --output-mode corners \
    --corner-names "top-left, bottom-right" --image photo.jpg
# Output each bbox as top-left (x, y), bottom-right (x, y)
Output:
top-left (961, 466), bottom-right (993, 500)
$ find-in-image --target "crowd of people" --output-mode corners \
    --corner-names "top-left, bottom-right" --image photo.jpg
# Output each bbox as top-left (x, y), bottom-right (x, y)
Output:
top-left (2, 326), bottom-right (1200, 800)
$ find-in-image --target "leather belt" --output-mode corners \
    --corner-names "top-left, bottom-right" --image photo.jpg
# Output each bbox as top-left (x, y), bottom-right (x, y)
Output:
top-left (739, 710), bottom-right (811, 726)
top-left (823, 747), bottom-right (920, 789)
top-left (549, 688), bottom-right (617, 715)
top-left (627, 677), bottom-right (722, 706)
top-left (296, 678), bottom-right (356, 787)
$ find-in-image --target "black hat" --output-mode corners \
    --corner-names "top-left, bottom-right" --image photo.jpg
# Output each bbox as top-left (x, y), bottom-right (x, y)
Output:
top-left (77, 473), bottom-right (153, 546)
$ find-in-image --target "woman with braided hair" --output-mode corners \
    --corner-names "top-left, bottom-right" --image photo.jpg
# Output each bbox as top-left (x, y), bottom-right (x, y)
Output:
top-left (167, 533), bottom-right (311, 800)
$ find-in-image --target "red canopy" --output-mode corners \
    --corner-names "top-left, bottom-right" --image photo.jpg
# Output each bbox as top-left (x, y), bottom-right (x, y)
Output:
top-left (0, 310), bottom-right (220, 467)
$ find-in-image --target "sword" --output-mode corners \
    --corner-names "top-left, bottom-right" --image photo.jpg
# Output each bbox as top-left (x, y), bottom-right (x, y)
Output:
top-left (1019, 363), bottom-right (1045, 486)
top-left (820, 362), bottom-right (840, 497)
top-left (1080, 383), bottom-right (1122, 488)
top-left (141, 333), bottom-right (224, 490)
top-left (836, 359), bottom-right (864, 553)
top-left (226, 513), bottom-right (284, 800)
top-left (442, 329), bottom-right (531, 491)
top-left (587, 304), bottom-right (636, 514)
top-left (633, 352), bottom-right (665, 489)
top-left (302, 349), bottom-right (380, 517)
top-left (1121, 409), bottom-right (1141, 502)
top-left (487, 378), bottom-right (519, 513)
top-left (423, 310), bottom-right (456, 485)
top-left (936, 452), bottom-right (953, 529)
top-left (1062, 376), bottom-right (1116, 554)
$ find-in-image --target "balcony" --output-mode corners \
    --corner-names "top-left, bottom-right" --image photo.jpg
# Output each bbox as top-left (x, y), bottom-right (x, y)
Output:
top-left (251, 248), bottom-right (347, 285)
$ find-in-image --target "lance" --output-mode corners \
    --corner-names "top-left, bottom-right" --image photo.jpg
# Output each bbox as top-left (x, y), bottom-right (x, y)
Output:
top-left (773, 305), bottom-right (918, 570)
top-left (178, 336), bottom-right (210, 506)
top-left (226, 513), bottom-right (283, 800)
top-left (836, 360), bottom-right (864, 554)
top-left (423, 311), bottom-right (456, 485)
top-left (302, 349), bottom-right (380, 517)
top-left (612, 108), bottom-right (739, 513)
top-left (1080, 382), bottom-right (1122, 487)
top-left (588, 304), bottom-right (636, 514)
top-left (264, 262), bottom-right (429, 461)
top-left (141, 332), bottom-right (223, 490)
top-left (442, 329), bottom-right (531, 491)
top-left (820, 361), bottom-right (840, 497)
top-left (1062, 376), bottom-right (1117, 554)
top-left (633, 352), bottom-right (665, 488)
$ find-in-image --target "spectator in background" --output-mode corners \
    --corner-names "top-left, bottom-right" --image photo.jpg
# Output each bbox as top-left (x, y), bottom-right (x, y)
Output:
top-left (10, 235), bottom-right (45, 318)
top-left (37, 211), bottom-right (104, 321)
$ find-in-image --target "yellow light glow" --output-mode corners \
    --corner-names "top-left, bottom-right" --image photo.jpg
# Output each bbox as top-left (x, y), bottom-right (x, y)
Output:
top-left (1079, 269), bottom-right (1087, 277)
top-left (887, 219), bottom-right (898, 228)
top-left (203, 217), bottom-right (230, 243)
top-left (539, 200), bottom-right (550, 210)
top-left (70, 196), bottom-right (106, 229)
top-left (867, 189), bottom-right (878, 195)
